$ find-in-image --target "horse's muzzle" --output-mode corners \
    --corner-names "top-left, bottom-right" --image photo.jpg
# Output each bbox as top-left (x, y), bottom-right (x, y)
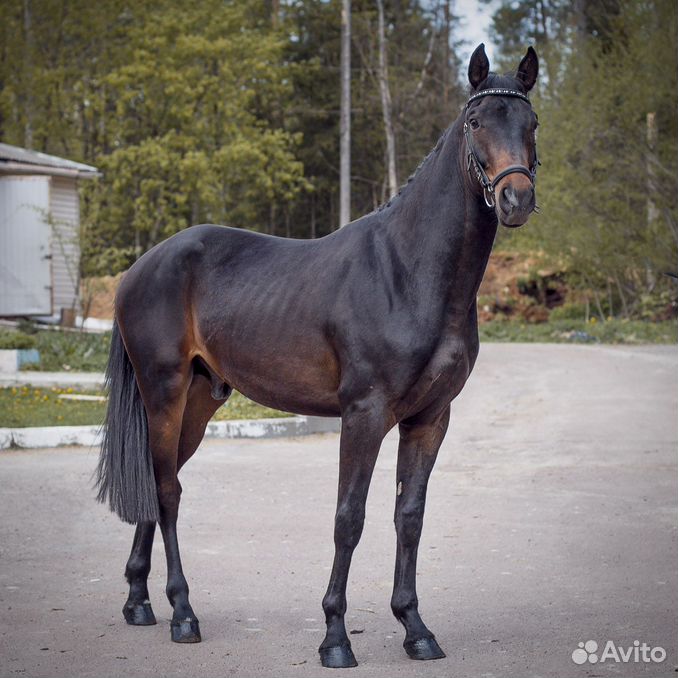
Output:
top-left (497, 183), bottom-right (535, 227)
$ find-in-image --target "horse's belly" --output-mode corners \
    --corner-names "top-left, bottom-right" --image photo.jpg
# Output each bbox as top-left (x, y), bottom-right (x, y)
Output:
top-left (205, 340), bottom-right (342, 417)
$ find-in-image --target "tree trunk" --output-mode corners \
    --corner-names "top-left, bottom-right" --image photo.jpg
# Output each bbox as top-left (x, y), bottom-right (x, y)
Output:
top-left (376, 0), bottom-right (398, 198)
top-left (23, 0), bottom-right (34, 149)
top-left (646, 112), bottom-right (658, 291)
top-left (443, 0), bottom-right (450, 109)
top-left (339, 0), bottom-right (351, 227)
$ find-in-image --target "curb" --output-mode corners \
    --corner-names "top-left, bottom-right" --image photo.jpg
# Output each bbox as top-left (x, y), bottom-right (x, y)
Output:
top-left (0, 371), bottom-right (105, 390)
top-left (0, 416), bottom-right (341, 450)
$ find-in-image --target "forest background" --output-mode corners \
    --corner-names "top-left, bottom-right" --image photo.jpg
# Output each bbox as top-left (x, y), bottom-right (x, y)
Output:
top-left (0, 0), bottom-right (676, 322)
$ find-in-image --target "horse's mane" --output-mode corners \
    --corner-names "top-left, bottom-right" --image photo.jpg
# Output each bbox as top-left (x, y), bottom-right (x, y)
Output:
top-left (373, 127), bottom-right (450, 215)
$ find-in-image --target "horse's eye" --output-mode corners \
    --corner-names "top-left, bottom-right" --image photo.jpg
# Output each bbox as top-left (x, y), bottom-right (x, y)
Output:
top-left (469, 119), bottom-right (480, 130)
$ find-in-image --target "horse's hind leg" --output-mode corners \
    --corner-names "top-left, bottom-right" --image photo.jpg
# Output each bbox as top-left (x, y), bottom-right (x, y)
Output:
top-left (391, 406), bottom-right (450, 661)
top-left (121, 370), bottom-right (226, 630)
top-left (149, 364), bottom-right (227, 644)
top-left (123, 522), bottom-right (157, 625)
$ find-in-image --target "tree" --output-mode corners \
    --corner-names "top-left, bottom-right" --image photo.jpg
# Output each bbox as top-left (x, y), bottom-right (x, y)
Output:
top-left (339, 0), bottom-right (351, 226)
top-left (502, 0), bottom-right (678, 317)
top-left (376, 0), bottom-right (397, 197)
top-left (1, 0), bottom-right (467, 268)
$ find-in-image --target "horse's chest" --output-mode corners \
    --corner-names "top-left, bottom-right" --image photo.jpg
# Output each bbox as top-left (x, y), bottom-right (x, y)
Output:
top-left (398, 333), bottom-right (476, 418)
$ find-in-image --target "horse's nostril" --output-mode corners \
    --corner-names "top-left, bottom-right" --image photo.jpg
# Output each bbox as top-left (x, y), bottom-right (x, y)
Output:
top-left (502, 186), bottom-right (519, 210)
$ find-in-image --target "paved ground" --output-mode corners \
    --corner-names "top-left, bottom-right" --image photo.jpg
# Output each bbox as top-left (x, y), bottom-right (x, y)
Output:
top-left (1, 344), bottom-right (676, 678)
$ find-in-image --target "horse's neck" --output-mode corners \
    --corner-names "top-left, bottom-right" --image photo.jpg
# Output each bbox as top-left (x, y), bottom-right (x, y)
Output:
top-left (384, 119), bottom-right (498, 321)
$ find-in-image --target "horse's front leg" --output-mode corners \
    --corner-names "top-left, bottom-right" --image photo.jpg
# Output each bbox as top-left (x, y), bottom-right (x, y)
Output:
top-left (391, 406), bottom-right (450, 661)
top-left (319, 398), bottom-right (392, 669)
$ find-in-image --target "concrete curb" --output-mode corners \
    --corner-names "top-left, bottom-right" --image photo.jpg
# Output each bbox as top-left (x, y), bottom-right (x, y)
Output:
top-left (0, 416), bottom-right (340, 450)
top-left (0, 371), bottom-right (105, 390)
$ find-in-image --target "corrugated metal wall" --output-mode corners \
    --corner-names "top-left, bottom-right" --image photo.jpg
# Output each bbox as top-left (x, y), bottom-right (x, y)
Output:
top-left (0, 176), bottom-right (52, 315)
top-left (49, 176), bottom-right (80, 313)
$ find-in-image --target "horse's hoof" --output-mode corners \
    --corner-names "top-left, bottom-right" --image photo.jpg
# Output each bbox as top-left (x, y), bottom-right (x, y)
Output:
top-left (319, 644), bottom-right (358, 668)
top-left (170, 617), bottom-right (202, 643)
top-left (404, 636), bottom-right (446, 661)
top-left (122, 601), bottom-right (156, 626)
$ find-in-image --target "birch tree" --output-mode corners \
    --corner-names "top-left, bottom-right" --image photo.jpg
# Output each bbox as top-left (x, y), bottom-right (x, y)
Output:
top-left (376, 0), bottom-right (397, 197)
top-left (339, 0), bottom-right (351, 226)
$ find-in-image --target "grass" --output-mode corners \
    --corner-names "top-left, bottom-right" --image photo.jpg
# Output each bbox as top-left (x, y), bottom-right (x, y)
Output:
top-left (0, 387), bottom-right (288, 428)
top-left (23, 330), bottom-right (110, 372)
top-left (479, 318), bottom-right (678, 344)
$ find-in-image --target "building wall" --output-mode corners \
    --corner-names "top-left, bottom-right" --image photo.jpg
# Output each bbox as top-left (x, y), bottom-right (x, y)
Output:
top-left (0, 175), bottom-right (52, 316)
top-left (49, 176), bottom-right (81, 313)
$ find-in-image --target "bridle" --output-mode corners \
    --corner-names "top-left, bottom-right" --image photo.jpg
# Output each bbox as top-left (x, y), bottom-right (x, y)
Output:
top-left (463, 88), bottom-right (540, 209)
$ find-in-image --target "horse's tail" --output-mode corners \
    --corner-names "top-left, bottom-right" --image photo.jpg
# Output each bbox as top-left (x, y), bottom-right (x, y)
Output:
top-left (95, 320), bottom-right (159, 524)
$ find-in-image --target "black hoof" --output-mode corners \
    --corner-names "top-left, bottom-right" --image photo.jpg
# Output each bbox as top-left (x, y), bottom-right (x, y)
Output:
top-left (319, 644), bottom-right (358, 668)
top-left (404, 636), bottom-right (446, 661)
top-left (170, 617), bottom-right (202, 643)
top-left (123, 601), bottom-right (156, 626)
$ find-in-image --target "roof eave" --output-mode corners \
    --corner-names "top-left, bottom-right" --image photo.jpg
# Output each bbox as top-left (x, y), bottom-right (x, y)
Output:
top-left (0, 160), bottom-right (101, 179)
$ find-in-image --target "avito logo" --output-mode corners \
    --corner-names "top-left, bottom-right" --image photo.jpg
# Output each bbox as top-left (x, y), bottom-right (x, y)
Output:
top-left (572, 640), bottom-right (666, 665)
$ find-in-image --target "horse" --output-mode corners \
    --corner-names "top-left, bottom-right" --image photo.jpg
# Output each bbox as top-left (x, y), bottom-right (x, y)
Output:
top-left (96, 43), bottom-right (540, 669)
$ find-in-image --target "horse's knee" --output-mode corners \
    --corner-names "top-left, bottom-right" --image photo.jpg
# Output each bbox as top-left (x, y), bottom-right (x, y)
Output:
top-left (333, 502), bottom-right (365, 550)
top-left (394, 499), bottom-right (424, 548)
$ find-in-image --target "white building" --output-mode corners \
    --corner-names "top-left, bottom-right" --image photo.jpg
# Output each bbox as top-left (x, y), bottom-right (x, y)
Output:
top-left (0, 143), bottom-right (99, 320)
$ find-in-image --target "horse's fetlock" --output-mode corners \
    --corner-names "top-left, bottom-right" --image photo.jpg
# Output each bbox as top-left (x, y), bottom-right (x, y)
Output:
top-left (166, 577), bottom-right (189, 605)
top-left (391, 593), bottom-right (418, 619)
top-left (125, 556), bottom-right (151, 582)
top-left (322, 593), bottom-right (347, 620)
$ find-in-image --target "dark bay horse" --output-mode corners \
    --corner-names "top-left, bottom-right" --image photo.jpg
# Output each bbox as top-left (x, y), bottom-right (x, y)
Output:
top-left (96, 44), bottom-right (539, 668)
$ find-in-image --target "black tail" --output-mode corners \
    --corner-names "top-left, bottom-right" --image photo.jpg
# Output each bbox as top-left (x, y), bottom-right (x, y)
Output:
top-left (95, 320), bottom-right (159, 524)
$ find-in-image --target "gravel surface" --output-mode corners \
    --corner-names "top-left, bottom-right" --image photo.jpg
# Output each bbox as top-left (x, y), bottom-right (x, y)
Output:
top-left (1, 344), bottom-right (676, 678)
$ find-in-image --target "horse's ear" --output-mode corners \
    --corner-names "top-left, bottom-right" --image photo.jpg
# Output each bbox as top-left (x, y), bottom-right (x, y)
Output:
top-left (468, 43), bottom-right (490, 90)
top-left (516, 46), bottom-right (538, 92)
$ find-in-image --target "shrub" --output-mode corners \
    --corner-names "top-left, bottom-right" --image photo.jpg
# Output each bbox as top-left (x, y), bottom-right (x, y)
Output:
top-left (549, 302), bottom-right (588, 321)
top-left (0, 330), bottom-right (37, 350)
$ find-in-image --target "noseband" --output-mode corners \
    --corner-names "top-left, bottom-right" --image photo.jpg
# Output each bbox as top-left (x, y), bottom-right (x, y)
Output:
top-left (464, 88), bottom-right (540, 209)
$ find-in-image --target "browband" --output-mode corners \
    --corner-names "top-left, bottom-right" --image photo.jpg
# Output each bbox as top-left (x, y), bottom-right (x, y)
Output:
top-left (467, 88), bottom-right (531, 105)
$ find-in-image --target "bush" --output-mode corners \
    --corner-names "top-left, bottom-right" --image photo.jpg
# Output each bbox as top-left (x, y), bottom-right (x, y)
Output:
top-left (0, 330), bottom-right (37, 350)
top-left (549, 302), bottom-right (588, 321)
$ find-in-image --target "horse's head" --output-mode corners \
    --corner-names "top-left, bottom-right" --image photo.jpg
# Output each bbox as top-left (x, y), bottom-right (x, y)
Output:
top-left (464, 44), bottom-right (539, 228)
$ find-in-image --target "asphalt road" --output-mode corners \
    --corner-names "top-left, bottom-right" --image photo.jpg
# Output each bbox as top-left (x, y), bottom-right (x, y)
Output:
top-left (1, 344), bottom-right (676, 678)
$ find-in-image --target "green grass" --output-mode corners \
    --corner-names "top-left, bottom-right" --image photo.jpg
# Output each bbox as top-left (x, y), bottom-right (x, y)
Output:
top-left (479, 318), bottom-right (678, 344)
top-left (22, 330), bottom-right (111, 372)
top-left (0, 387), bottom-right (288, 428)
